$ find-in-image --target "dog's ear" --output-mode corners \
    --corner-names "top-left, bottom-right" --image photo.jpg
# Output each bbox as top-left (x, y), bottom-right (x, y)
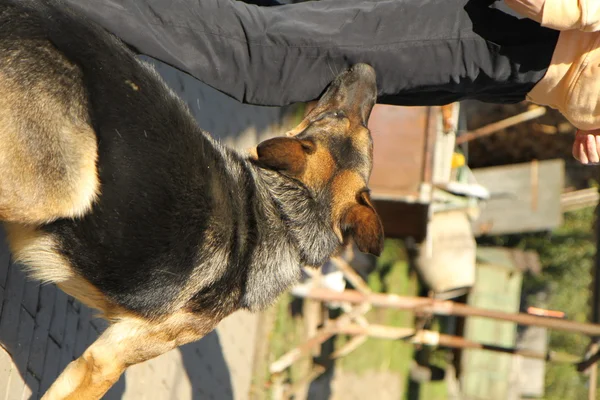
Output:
top-left (341, 191), bottom-right (384, 256)
top-left (255, 137), bottom-right (315, 176)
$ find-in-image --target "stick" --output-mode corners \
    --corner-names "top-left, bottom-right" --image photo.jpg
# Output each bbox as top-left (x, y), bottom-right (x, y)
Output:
top-left (590, 343), bottom-right (599, 400)
top-left (282, 365), bottom-right (327, 399)
top-left (291, 287), bottom-right (600, 336)
top-left (333, 324), bottom-right (579, 363)
top-left (269, 302), bottom-right (371, 374)
top-left (455, 107), bottom-right (546, 145)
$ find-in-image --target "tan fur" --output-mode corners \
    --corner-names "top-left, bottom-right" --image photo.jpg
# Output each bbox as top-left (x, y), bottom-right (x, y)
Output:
top-left (330, 171), bottom-right (367, 221)
top-left (0, 51), bottom-right (100, 225)
top-left (42, 310), bottom-right (218, 400)
top-left (351, 126), bottom-right (373, 155)
top-left (3, 223), bottom-right (115, 315)
top-left (302, 146), bottom-right (336, 188)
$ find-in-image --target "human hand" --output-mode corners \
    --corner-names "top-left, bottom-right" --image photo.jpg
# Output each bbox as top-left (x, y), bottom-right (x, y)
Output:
top-left (504, 0), bottom-right (545, 23)
top-left (573, 129), bottom-right (600, 164)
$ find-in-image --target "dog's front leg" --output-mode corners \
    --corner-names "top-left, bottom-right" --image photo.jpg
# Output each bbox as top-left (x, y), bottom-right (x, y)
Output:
top-left (41, 311), bottom-right (217, 400)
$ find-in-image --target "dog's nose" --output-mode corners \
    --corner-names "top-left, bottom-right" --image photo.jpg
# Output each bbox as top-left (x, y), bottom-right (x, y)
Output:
top-left (349, 63), bottom-right (376, 83)
top-left (305, 63), bottom-right (378, 128)
top-left (337, 64), bottom-right (377, 124)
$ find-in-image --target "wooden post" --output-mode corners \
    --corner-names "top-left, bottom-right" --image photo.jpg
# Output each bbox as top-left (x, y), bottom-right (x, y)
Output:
top-left (331, 256), bottom-right (372, 294)
top-left (270, 373), bottom-right (285, 400)
top-left (282, 366), bottom-right (327, 399)
top-left (331, 324), bottom-right (579, 363)
top-left (330, 335), bottom-right (369, 359)
top-left (291, 287), bottom-right (600, 336)
top-left (270, 329), bottom-right (333, 374)
top-left (455, 107), bottom-right (546, 145)
top-left (331, 256), bottom-right (371, 344)
top-left (589, 343), bottom-right (599, 400)
top-left (269, 302), bottom-right (371, 374)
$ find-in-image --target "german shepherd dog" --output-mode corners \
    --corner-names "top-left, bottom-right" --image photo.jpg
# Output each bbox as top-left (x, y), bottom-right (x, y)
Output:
top-left (0, 0), bottom-right (383, 398)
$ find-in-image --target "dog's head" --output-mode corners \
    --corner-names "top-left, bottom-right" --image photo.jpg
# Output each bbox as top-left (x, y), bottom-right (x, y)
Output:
top-left (253, 64), bottom-right (384, 256)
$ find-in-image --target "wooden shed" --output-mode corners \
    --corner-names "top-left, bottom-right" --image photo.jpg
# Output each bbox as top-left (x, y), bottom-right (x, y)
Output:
top-left (471, 160), bottom-right (564, 236)
top-left (368, 104), bottom-right (463, 243)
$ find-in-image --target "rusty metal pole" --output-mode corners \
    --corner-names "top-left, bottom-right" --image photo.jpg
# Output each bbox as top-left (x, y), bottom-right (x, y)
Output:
top-left (291, 287), bottom-right (600, 336)
top-left (332, 324), bottom-right (580, 363)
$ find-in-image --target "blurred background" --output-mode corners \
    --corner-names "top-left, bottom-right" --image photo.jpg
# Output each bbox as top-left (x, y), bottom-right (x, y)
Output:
top-left (1, 27), bottom-right (599, 400)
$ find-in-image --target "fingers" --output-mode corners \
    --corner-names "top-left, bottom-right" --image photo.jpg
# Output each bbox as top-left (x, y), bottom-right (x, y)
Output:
top-left (592, 134), bottom-right (600, 164)
top-left (573, 134), bottom-right (586, 164)
top-left (573, 130), bottom-right (600, 165)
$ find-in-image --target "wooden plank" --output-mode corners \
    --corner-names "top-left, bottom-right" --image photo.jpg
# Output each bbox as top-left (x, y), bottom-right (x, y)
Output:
top-left (372, 200), bottom-right (429, 241)
top-left (369, 106), bottom-right (430, 198)
top-left (517, 327), bottom-right (547, 398)
top-left (48, 289), bottom-right (68, 346)
top-left (87, 323), bottom-right (100, 348)
top-left (0, 347), bottom-right (14, 400)
top-left (456, 107), bottom-right (546, 145)
top-left (27, 284), bottom-right (57, 379)
top-left (22, 276), bottom-right (40, 319)
top-left (71, 297), bottom-right (81, 313)
top-left (0, 285), bottom-right (4, 327)
top-left (460, 254), bottom-right (523, 400)
top-left (58, 303), bottom-right (79, 372)
top-left (471, 159), bottom-right (564, 235)
top-left (6, 306), bottom-right (35, 399)
top-left (20, 372), bottom-right (40, 400)
top-left (0, 261), bottom-right (27, 353)
top-left (89, 316), bottom-right (108, 334)
top-left (0, 229), bottom-right (11, 289)
top-left (73, 306), bottom-right (93, 359)
top-left (38, 337), bottom-right (61, 397)
top-left (561, 188), bottom-right (599, 212)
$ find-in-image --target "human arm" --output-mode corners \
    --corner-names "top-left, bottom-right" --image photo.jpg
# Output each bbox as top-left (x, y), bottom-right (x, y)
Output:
top-left (505, 0), bottom-right (600, 31)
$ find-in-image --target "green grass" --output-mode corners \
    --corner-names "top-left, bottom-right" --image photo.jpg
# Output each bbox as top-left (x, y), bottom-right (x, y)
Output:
top-left (335, 240), bottom-right (415, 375)
top-left (268, 293), bottom-right (309, 388)
top-left (484, 207), bottom-right (599, 399)
top-left (262, 239), bottom-right (450, 399)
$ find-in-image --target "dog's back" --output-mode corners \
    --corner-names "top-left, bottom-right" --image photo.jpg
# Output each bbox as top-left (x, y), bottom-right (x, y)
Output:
top-left (0, 0), bottom-right (255, 318)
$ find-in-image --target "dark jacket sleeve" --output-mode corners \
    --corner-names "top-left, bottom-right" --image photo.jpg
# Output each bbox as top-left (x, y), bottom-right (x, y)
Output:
top-left (58, 0), bottom-right (415, 106)
top-left (59, 0), bottom-right (557, 107)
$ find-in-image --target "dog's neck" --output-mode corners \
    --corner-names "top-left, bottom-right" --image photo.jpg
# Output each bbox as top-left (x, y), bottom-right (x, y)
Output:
top-left (225, 153), bottom-right (340, 311)
top-left (254, 168), bottom-right (341, 266)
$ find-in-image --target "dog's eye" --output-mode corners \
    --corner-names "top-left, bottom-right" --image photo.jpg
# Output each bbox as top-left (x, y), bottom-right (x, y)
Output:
top-left (333, 111), bottom-right (347, 119)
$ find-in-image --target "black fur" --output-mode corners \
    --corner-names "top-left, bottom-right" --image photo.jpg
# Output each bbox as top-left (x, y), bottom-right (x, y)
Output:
top-left (0, 0), bottom-right (358, 319)
top-left (0, 0), bottom-right (380, 324)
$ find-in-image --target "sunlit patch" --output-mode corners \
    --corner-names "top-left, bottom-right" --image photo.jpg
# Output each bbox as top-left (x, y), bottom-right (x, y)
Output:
top-left (125, 79), bottom-right (139, 91)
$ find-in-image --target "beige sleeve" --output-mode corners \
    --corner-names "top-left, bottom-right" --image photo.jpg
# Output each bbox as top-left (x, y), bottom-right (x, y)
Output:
top-left (542, 0), bottom-right (600, 32)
